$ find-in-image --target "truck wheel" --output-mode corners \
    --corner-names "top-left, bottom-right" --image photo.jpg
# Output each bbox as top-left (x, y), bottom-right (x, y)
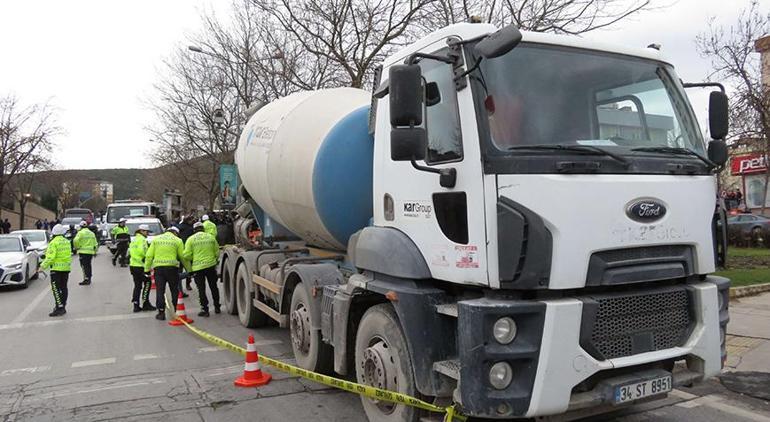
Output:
top-left (355, 304), bottom-right (419, 422)
top-left (222, 259), bottom-right (238, 315)
top-left (236, 264), bottom-right (268, 328)
top-left (289, 284), bottom-right (332, 373)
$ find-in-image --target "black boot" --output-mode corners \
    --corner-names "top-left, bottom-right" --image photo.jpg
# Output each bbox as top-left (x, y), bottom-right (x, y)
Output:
top-left (198, 309), bottom-right (210, 317)
top-left (142, 302), bottom-right (157, 311)
top-left (79, 279), bottom-right (90, 286)
top-left (133, 303), bottom-right (142, 313)
top-left (49, 307), bottom-right (66, 317)
top-left (214, 305), bottom-right (221, 314)
top-left (156, 311), bottom-right (166, 321)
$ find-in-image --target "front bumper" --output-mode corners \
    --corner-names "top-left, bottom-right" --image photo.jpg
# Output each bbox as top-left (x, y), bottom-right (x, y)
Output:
top-left (456, 277), bottom-right (728, 418)
top-left (0, 266), bottom-right (26, 285)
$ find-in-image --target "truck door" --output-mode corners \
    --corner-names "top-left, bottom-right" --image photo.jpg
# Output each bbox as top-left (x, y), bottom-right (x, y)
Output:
top-left (374, 44), bottom-right (489, 286)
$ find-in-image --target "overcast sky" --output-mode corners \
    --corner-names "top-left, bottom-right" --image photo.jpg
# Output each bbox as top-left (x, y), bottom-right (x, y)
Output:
top-left (0, 0), bottom-right (751, 170)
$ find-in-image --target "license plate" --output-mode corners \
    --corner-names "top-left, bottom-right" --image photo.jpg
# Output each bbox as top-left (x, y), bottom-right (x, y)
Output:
top-left (613, 375), bottom-right (672, 404)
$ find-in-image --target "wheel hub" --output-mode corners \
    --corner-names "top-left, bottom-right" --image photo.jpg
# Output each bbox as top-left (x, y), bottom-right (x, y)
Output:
top-left (290, 304), bottom-right (311, 354)
top-left (361, 340), bottom-right (398, 413)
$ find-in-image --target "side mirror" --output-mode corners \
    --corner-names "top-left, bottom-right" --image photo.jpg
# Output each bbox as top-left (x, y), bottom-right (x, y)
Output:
top-left (26, 246), bottom-right (35, 252)
top-left (708, 139), bottom-right (728, 167)
top-left (709, 91), bottom-right (728, 140)
top-left (391, 128), bottom-right (426, 161)
top-left (474, 25), bottom-right (522, 59)
top-left (389, 64), bottom-right (423, 127)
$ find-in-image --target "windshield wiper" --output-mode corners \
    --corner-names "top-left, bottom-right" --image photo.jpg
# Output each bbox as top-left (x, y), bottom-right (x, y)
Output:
top-left (631, 146), bottom-right (715, 169)
top-left (506, 144), bottom-right (630, 167)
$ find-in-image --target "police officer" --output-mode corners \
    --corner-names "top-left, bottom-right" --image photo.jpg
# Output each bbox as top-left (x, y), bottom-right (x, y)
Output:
top-left (184, 222), bottom-right (221, 316)
top-left (201, 214), bottom-right (218, 243)
top-left (111, 218), bottom-right (130, 266)
top-left (129, 224), bottom-right (156, 312)
top-left (73, 221), bottom-right (97, 285)
top-left (144, 226), bottom-right (187, 320)
top-left (42, 224), bottom-right (72, 317)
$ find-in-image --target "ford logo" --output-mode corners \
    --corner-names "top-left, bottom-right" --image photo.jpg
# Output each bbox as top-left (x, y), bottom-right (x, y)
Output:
top-left (626, 199), bottom-right (667, 223)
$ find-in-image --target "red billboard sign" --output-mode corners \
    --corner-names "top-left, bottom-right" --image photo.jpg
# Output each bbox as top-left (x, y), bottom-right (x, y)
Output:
top-left (731, 153), bottom-right (768, 175)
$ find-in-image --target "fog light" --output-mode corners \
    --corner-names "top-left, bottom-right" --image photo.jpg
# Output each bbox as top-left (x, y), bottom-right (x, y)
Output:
top-left (489, 362), bottom-right (513, 390)
top-left (492, 317), bottom-right (517, 344)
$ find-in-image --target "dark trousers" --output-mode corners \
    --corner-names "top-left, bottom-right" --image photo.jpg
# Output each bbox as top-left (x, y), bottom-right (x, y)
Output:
top-left (194, 266), bottom-right (220, 311)
top-left (50, 271), bottom-right (69, 308)
top-left (79, 254), bottom-right (93, 280)
top-left (154, 266), bottom-right (179, 312)
top-left (113, 242), bottom-right (128, 265)
top-left (130, 266), bottom-right (151, 304)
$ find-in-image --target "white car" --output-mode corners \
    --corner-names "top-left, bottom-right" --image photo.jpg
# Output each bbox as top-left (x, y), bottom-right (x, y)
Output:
top-left (0, 234), bottom-right (40, 288)
top-left (125, 218), bottom-right (164, 244)
top-left (11, 230), bottom-right (51, 258)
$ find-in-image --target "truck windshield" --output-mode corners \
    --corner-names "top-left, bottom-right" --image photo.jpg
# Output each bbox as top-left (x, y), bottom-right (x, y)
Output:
top-left (476, 43), bottom-right (705, 171)
top-left (107, 206), bottom-right (150, 223)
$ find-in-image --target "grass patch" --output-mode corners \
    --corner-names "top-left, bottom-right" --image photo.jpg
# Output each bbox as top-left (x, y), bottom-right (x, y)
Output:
top-left (728, 248), bottom-right (770, 258)
top-left (714, 268), bottom-right (770, 287)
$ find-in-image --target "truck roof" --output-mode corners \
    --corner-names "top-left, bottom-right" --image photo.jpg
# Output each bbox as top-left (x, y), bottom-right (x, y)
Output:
top-left (382, 23), bottom-right (670, 68)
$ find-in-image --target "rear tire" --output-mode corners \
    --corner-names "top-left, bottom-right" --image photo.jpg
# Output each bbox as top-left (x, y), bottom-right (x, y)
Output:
top-left (289, 284), bottom-right (333, 373)
top-left (355, 304), bottom-right (420, 422)
top-left (222, 258), bottom-right (238, 315)
top-left (236, 264), bottom-right (268, 328)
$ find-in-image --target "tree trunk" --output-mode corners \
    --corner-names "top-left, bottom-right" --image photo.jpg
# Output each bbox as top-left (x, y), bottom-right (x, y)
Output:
top-left (18, 200), bottom-right (26, 230)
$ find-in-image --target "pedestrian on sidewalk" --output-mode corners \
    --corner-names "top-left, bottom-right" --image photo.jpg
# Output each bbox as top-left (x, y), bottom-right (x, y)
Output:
top-left (42, 224), bottom-right (72, 317)
top-left (129, 224), bottom-right (155, 312)
top-left (184, 222), bottom-right (221, 317)
top-left (144, 226), bottom-right (188, 321)
top-left (73, 221), bottom-right (97, 285)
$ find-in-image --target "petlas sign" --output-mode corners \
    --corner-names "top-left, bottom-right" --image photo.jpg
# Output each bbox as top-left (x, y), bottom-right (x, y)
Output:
top-left (731, 153), bottom-right (768, 175)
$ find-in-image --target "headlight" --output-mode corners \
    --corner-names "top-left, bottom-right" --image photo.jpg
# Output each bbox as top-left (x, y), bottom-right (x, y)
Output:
top-left (489, 362), bottom-right (513, 390)
top-left (6, 263), bottom-right (22, 270)
top-left (492, 317), bottom-right (517, 344)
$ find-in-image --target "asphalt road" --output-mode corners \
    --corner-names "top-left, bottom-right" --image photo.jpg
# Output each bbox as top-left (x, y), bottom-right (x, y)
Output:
top-left (0, 247), bottom-right (767, 421)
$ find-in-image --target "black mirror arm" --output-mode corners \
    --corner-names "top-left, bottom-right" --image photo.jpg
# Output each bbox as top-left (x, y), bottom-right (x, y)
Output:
top-left (410, 160), bottom-right (457, 188)
top-left (406, 52), bottom-right (455, 66)
top-left (682, 81), bottom-right (726, 94)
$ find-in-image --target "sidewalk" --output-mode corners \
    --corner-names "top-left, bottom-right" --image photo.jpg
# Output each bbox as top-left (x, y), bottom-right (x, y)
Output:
top-left (725, 291), bottom-right (770, 372)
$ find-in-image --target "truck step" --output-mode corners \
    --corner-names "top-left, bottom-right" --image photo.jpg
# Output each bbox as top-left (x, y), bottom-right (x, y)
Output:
top-left (433, 359), bottom-right (460, 380)
top-left (435, 304), bottom-right (458, 317)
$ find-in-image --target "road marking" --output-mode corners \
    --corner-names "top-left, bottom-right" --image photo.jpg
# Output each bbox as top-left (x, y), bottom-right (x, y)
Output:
top-left (198, 346), bottom-right (226, 353)
top-left (0, 312), bottom-right (154, 331)
top-left (133, 354), bottom-right (160, 360)
top-left (0, 366), bottom-right (51, 377)
top-left (71, 357), bottom-right (116, 368)
top-left (27, 378), bottom-right (166, 401)
top-left (704, 397), bottom-right (770, 422)
top-left (11, 285), bottom-right (51, 324)
top-left (203, 365), bottom-right (243, 377)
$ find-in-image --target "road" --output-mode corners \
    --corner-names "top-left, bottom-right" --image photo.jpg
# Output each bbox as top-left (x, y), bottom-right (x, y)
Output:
top-left (0, 247), bottom-right (767, 421)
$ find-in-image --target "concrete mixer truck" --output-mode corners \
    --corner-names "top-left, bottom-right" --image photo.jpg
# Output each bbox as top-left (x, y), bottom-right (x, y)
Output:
top-left (219, 22), bottom-right (731, 421)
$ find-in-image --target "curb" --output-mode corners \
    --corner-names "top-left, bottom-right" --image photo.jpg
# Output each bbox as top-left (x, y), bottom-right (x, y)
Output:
top-left (730, 283), bottom-right (770, 299)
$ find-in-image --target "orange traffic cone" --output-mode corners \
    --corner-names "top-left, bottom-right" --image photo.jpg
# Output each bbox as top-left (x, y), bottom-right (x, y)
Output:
top-left (234, 335), bottom-right (272, 387)
top-left (150, 271), bottom-right (156, 290)
top-left (169, 291), bottom-right (193, 326)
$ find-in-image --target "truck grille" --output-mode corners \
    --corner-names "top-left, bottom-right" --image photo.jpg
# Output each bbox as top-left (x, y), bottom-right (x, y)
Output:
top-left (580, 287), bottom-right (693, 360)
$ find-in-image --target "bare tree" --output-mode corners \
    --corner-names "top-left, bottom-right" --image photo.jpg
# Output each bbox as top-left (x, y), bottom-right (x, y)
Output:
top-left (7, 157), bottom-right (51, 229)
top-left (0, 95), bottom-right (57, 220)
top-left (424, 0), bottom-right (654, 34)
top-left (697, 1), bottom-right (770, 211)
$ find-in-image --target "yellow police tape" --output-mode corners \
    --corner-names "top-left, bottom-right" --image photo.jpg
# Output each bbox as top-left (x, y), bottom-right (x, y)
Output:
top-left (164, 296), bottom-right (465, 421)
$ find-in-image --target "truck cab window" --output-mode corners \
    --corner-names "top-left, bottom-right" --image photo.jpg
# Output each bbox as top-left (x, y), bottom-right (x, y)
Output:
top-left (418, 50), bottom-right (463, 163)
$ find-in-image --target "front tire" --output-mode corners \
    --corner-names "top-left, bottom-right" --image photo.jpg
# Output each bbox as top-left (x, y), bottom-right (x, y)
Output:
top-left (355, 304), bottom-right (420, 422)
top-left (236, 264), bottom-right (268, 328)
top-left (289, 284), bottom-right (332, 373)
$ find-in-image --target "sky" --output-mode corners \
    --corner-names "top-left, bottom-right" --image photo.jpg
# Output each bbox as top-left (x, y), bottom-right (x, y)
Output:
top-left (0, 0), bottom-right (752, 170)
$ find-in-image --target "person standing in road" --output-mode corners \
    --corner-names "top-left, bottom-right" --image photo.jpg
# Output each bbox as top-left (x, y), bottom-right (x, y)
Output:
top-left (129, 224), bottom-right (155, 313)
top-left (176, 215), bottom-right (195, 293)
top-left (111, 218), bottom-right (130, 266)
top-left (144, 226), bottom-right (187, 321)
top-left (184, 222), bottom-right (221, 317)
top-left (201, 214), bottom-right (218, 243)
top-left (73, 221), bottom-right (97, 285)
top-left (42, 224), bottom-right (72, 317)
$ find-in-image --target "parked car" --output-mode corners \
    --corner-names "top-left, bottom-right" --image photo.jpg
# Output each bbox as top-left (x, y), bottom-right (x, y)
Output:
top-left (11, 230), bottom-right (50, 258)
top-left (64, 208), bottom-right (94, 225)
top-left (125, 217), bottom-right (164, 243)
top-left (725, 213), bottom-right (770, 246)
top-left (0, 234), bottom-right (40, 288)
